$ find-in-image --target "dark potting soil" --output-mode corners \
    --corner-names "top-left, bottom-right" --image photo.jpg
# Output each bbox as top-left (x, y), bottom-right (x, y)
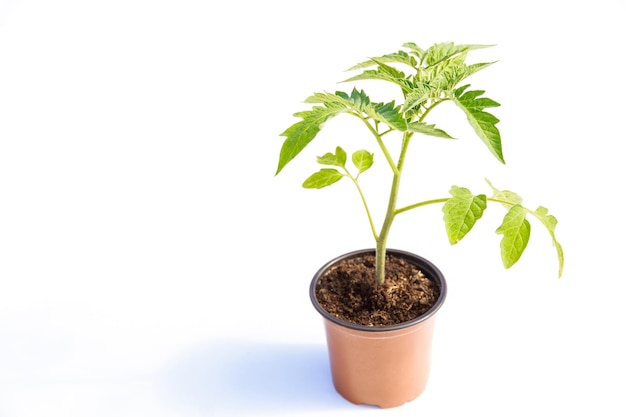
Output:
top-left (315, 253), bottom-right (440, 327)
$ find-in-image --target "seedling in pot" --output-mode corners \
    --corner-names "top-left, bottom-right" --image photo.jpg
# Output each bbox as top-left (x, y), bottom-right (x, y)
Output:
top-left (276, 41), bottom-right (564, 284)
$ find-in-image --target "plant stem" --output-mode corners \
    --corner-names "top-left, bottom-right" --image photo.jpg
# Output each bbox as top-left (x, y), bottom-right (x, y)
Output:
top-left (395, 198), bottom-right (451, 215)
top-left (356, 114), bottom-right (399, 174)
top-left (396, 196), bottom-right (518, 216)
top-left (375, 131), bottom-right (413, 285)
top-left (346, 171), bottom-right (379, 241)
top-left (419, 98), bottom-right (449, 122)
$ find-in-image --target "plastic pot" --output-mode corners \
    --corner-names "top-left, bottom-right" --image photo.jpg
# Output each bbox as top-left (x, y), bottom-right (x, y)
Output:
top-left (310, 248), bottom-right (447, 408)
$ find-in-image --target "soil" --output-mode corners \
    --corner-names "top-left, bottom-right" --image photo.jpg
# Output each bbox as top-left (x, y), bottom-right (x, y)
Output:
top-left (315, 253), bottom-right (440, 327)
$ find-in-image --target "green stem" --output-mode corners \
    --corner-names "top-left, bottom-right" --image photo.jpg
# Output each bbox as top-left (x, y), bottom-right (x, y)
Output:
top-left (346, 170), bottom-right (379, 241)
top-left (487, 197), bottom-right (518, 206)
top-left (375, 131), bottom-right (413, 285)
top-left (419, 98), bottom-right (450, 122)
top-left (395, 197), bottom-right (451, 215)
top-left (353, 113), bottom-right (398, 174)
top-left (396, 196), bottom-right (518, 216)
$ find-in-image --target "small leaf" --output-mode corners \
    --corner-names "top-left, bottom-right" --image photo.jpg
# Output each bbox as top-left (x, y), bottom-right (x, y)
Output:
top-left (402, 82), bottom-right (437, 113)
top-left (442, 186), bottom-right (487, 244)
top-left (454, 84), bottom-right (471, 97)
top-left (465, 61), bottom-right (496, 79)
top-left (352, 150), bottom-right (374, 174)
top-left (335, 88), bottom-right (372, 111)
top-left (348, 50), bottom-right (417, 70)
top-left (496, 205), bottom-right (531, 269)
top-left (310, 88), bottom-right (408, 133)
top-left (304, 91), bottom-right (348, 105)
top-left (369, 101), bottom-right (407, 131)
top-left (277, 100), bottom-right (348, 175)
top-left (486, 180), bottom-right (564, 277)
top-left (365, 58), bottom-right (406, 79)
top-left (317, 146), bottom-right (347, 168)
top-left (452, 86), bottom-right (504, 164)
top-left (341, 68), bottom-right (413, 94)
top-left (407, 122), bottom-right (454, 139)
top-left (423, 42), bottom-right (493, 67)
top-left (402, 42), bottom-right (425, 61)
top-left (532, 206), bottom-right (565, 277)
top-left (302, 169), bottom-right (344, 189)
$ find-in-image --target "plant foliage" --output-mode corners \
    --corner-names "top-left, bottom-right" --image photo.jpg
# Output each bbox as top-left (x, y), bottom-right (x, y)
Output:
top-left (277, 41), bottom-right (564, 282)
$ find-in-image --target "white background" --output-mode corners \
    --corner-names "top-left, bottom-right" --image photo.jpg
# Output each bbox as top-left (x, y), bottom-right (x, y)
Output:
top-left (1, 0), bottom-right (624, 416)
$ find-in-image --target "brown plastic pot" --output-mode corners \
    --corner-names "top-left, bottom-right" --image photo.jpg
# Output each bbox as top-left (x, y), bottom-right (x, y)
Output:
top-left (310, 248), bottom-right (447, 409)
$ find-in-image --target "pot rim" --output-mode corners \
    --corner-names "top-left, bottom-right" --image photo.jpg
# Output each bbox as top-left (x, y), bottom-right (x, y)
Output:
top-left (310, 248), bottom-right (448, 332)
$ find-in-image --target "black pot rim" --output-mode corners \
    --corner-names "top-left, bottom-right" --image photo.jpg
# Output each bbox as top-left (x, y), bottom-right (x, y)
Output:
top-left (310, 248), bottom-right (448, 332)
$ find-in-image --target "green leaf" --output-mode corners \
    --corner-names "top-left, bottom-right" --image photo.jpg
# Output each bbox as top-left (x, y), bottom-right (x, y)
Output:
top-left (304, 91), bottom-right (352, 106)
top-left (402, 42), bottom-right (425, 61)
top-left (496, 205), bottom-right (531, 269)
top-left (430, 61), bottom-right (495, 91)
top-left (317, 146), bottom-right (347, 168)
top-left (307, 89), bottom-right (373, 114)
top-left (486, 179), bottom-right (564, 277)
top-left (452, 86), bottom-right (504, 164)
top-left (334, 89), bottom-right (370, 110)
top-left (401, 82), bottom-right (437, 113)
top-left (277, 101), bottom-right (347, 174)
top-left (348, 50), bottom-right (417, 70)
top-left (314, 89), bottom-right (407, 131)
top-left (465, 61), bottom-right (496, 79)
top-left (302, 168), bottom-right (344, 189)
top-left (352, 150), bottom-right (374, 173)
top-left (368, 58), bottom-right (406, 80)
top-left (341, 68), bottom-right (413, 94)
top-left (369, 101), bottom-right (407, 131)
top-left (406, 122), bottom-right (454, 139)
top-left (442, 186), bottom-right (487, 244)
top-left (532, 206), bottom-right (565, 278)
top-left (454, 84), bottom-right (471, 96)
top-left (423, 42), bottom-right (493, 67)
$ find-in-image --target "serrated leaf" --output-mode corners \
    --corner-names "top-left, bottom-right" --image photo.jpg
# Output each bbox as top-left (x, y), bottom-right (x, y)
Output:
top-left (370, 58), bottom-right (406, 79)
top-left (307, 89), bottom-right (375, 115)
top-left (452, 87), bottom-right (504, 164)
top-left (402, 82), bottom-right (438, 113)
top-left (302, 169), bottom-right (344, 189)
top-left (330, 89), bottom-right (407, 131)
top-left (423, 42), bottom-right (459, 67)
top-left (532, 206), bottom-right (565, 277)
top-left (335, 88), bottom-right (372, 112)
top-left (429, 61), bottom-right (495, 91)
top-left (341, 68), bottom-right (413, 94)
top-left (407, 122), bottom-right (454, 139)
top-left (304, 91), bottom-right (346, 105)
top-left (348, 50), bottom-right (417, 70)
top-left (432, 65), bottom-right (466, 90)
top-left (496, 205), bottom-right (531, 268)
top-left (277, 100), bottom-right (348, 175)
top-left (317, 146), bottom-right (347, 168)
top-left (402, 42), bottom-right (425, 61)
top-left (352, 150), bottom-right (374, 174)
top-left (423, 42), bottom-right (493, 67)
top-left (454, 84), bottom-right (471, 97)
top-left (465, 61), bottom-right (496, 79)
top-left (442, 186), bottom-right (487, 244)
top-left (368, 101), bottom-right (407, 131)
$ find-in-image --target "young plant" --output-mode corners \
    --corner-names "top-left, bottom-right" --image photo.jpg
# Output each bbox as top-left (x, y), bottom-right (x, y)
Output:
top-left (276, 41), bottom-right (564, 285)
